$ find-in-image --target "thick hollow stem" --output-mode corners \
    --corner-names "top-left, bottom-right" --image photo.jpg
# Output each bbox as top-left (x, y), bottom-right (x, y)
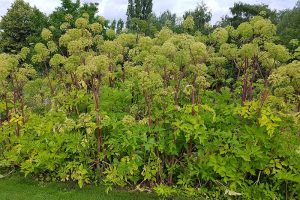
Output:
top-left (175, 74), bottom-right (183, 106)
top-left (44, 62), bottom-right (54, 95)
top-left (12, 79), bottom-right (20, 137)
top-left (188, 84), bottom-right (196, 156)
top-left (93, 84), bottom-right (102, 172)
top-left (242, 58), bottom-right (249, 106)
top-left (5, 94), bottom-right (9, 121)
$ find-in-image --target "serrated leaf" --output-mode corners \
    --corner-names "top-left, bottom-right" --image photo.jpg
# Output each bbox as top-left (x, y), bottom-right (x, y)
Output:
top-left (225, 189), bottom-right (242, 196)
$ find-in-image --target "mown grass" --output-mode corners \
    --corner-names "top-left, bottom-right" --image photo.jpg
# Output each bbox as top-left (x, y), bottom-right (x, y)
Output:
top-left (0, 175), bottom-right (158, 200)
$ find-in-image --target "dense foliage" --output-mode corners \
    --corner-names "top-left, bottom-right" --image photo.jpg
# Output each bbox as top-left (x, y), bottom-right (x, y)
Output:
top-left (0, 1), bottom-right (300, 199)
top-left (277, 2), bottom-right (300, 47)
top-left (0, 0), bottom-right (47, 53)
top-left (183, 2), bottom-right (212, 34)
top-left (220, 2), bottom-right (278, 28)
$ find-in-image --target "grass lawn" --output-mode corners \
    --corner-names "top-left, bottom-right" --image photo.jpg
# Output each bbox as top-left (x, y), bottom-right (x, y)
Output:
top-left (0, 175), bottom-right (158, 200)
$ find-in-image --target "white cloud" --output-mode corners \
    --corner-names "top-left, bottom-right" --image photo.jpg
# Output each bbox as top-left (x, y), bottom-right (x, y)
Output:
top-left (98, 0), bottom-right (128, 20)
top-left (25, 0), bottom-right (60, 13)
top-left (0, 0), bottom-right (60, 17)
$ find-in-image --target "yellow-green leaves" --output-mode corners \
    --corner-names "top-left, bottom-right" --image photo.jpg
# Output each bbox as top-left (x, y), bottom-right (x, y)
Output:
top-left (41, 28), bottom-right (53, 41)
top-left (97, 16), bottom-right (106, 25)
top-left (209, 56), bottom-right (227, 66)
top-left (121, 115), bottom-right (136, 126)
top-left (258, 108), bottom-right (282, 137)
top-left (183, 15), bottom-right (195, 32)
top-left (82, 13), bottom-right (89, 19)
top-left (106, 29), bottom-right (116, 40)
top-left (89, 22), bottom-right (103, 34)
top-left (174, 50), bottom-right (191, 67)
top-left (239, 43), bottom-right (258, 59)
top-left (0, 54), bottom-right (18, 79)
top-left (75, 17), bottom-right (88, 29)
top-left (269, 61), bottom-right (300, 97)
top-left (238, 101), bottom-right (282, 136)
top-left (64, 55), bottom-right (81, 72)
top-left (155, 27), bottom-right (173, 44)
top-left (67, 40), bottom-right (83, 55)
top-left (220, 43), bottom-right (238, 60)
top-left (47, 41), bottom-right (58, 53)
top-left (9, 113), bottom-right (24, 126)
top-left (289, 39), bottom-right (299, 47)
top-left (137, 36), bottom-right (153, 52)
top-left (101, 41), bottom-right (123, 57)
top-left (190, 42), bottom-right (207, 62)
top-left (252, 17), bottom-right (276, 39)
top-left (211, 28), bottom-right (229, 44)
top-left (237, 22), bottom-right (253, 40)
top-left (59, 34), bottom-right (72, 47)
top-left (137, 71), bottom-right (163, 91)
top-left (50, 54), bottom-right (66, 67)
top-left (150, 54), bottom-right (168, 70)
top-left (71, 164), bottom-right (90, 188)
top-left (264, 42), bottom-right (290, 62)
top-left (32, 43), bottom-right (50, 63)
top-left (238, 101), bottom-right (260, 120)
top-left (116, 33), bottom-right (136, 47)
top-left (87, 55), bottom-right (110, 74)
top-left (160, 42), bottom-right (176, 58)
top-left (19, 47), bottom-right (30, 60)
top-left (59, 28), bottom-right (93, 51)
top-left (67, 38), bottom-right (93, 56)
top-left (154, 185), bottom-right (177, 198)
top-left (64, 14), bottom-right (73, 22)
top-left (0, 53), bottom-right (36, 89)
top-left (15, 64), bottom-right (37, 83)
top-left (194, 64), bottom-right (210, 89)
top-left (60, 22), bottom-right (70, 31)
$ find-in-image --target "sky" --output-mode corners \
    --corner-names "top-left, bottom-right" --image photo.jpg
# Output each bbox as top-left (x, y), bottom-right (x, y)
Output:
top-left (0, 0), bottom-right (297, 24)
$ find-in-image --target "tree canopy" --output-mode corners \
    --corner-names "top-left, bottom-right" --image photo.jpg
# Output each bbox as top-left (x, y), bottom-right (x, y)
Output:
top-left (277, 1), bottom-right (300, 47)
top-left (183, 2), bottom-right (212, 33)
top-left (219, 2), bottom-right (278, 28)
top-left (0, 0), bottom-right (47, 53)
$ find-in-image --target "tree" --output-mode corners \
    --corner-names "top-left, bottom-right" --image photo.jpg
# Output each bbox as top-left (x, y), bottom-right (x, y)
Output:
top-left (277, 1), bottom-right (300, 47)
top-left (110, 20), bottom-right (117, 31)
top-left (126, 0), bottom-right (135, 28)
top-left (152, 10), bottom-right (178, 32)
top-left (182, 15), bottom-right (195, 33)
top-left (126, 0), bottom-right (153, 29)
top-left (116, 19), bottom-right (125, 34)
top-left (219, 2), bottom-right (278, 28)
top-left (49, 0), bottom-right (99, 39)
top-left (183, 2), bottom-right (212, 33)
top-left (0, 0), bottom-right (48, 53)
